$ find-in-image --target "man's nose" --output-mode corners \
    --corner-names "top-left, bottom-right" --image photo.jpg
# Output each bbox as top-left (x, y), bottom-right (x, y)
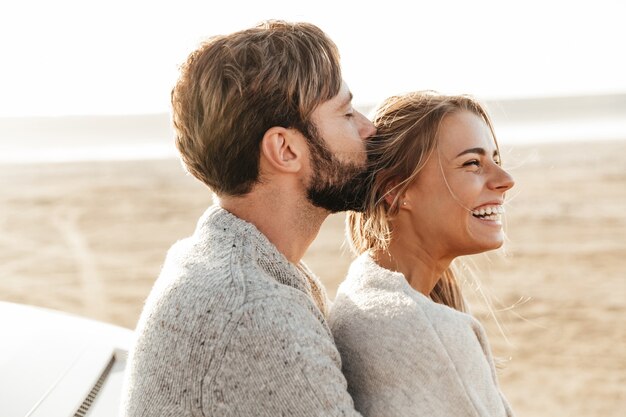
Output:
top-left (358, 113), bottom-right (376, 140)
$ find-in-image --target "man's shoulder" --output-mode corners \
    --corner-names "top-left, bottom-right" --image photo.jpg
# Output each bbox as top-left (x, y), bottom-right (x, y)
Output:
top-left (238, 290), bottom-right (328, 332)
top-left (157, 210), bottom-right (324, 310)
top-left (152, 228), bottom-right (321, 319)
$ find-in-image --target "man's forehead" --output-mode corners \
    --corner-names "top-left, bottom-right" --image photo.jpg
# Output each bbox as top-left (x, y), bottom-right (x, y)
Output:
top-left (333, 82), bottom-right (353, 109)
top-left (337, 91), bottom-right (353, 109)
top-left (312, 81), bottom-right (352, 118)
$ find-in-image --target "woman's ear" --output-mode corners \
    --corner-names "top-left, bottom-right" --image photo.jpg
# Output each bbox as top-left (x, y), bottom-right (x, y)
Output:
top-left (382, 178), bottom-right (405, 208)
top-left (260, 127), bottom-right (303, 173)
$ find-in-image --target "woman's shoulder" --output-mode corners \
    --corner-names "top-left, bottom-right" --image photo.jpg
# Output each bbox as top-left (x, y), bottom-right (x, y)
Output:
top-left (330, 253), bottom-right (476, 337)
top-left (334, 253), bottom-right (417, 308)
top-left (330, 254), bottom-right (431, 334)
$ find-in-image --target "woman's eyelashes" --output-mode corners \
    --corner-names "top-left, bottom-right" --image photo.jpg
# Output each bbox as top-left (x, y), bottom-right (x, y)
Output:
top-left (462, 159), bottom-right (481, 168)
top-left (462, 156), bottom-right (501, 170)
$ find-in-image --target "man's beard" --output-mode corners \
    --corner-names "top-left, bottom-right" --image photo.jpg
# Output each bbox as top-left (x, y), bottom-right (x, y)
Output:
top-left (304, 129), bottom-right (371, 213)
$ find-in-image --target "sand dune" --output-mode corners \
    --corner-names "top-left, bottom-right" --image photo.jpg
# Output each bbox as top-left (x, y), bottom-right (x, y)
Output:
top-left (0, 140), bottom-right (624, 416)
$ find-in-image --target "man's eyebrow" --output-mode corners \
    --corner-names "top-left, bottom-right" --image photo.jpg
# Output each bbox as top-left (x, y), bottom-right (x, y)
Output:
top-left (337, 91), bottom-right (354, 109)
top-left (455, 147), bottom-right (500, 158)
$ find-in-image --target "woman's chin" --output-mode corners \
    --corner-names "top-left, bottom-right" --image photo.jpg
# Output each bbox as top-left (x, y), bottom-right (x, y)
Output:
top-left (481, 237), bottom-right (505, 253)
top-left (463, 231), bottom-right (505, 255)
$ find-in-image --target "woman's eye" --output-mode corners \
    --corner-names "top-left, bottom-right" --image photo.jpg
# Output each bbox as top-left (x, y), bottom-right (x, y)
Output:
top-left (463, 159), bottom-right (480, 167)
top-left (345, 112), bottom-right (354, 118)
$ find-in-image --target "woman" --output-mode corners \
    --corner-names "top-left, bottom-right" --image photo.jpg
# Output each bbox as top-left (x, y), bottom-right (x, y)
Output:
top-left (330, 91), bottom-right (515, 416)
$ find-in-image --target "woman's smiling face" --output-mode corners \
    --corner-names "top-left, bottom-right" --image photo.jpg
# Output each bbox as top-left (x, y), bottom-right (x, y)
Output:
top-left (402, 110), bottom-right (515, 257)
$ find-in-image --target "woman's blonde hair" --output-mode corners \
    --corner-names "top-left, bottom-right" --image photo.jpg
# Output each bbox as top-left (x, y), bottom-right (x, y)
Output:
top-left (347, 91), bottom-right (500, 312)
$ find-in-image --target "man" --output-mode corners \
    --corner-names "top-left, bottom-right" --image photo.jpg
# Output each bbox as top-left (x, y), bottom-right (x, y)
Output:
top-left (121, 20), bottom-right (376, 416)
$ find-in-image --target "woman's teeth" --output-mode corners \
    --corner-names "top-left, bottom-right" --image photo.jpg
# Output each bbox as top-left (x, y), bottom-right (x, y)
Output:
top-left (471, 205), bottom-right (505, 220)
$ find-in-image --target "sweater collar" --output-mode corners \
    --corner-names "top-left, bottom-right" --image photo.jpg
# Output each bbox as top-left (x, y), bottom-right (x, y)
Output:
top-left (196, 205), bottom-right (329, 317)
top-left (346, 252), bottom-right (429, 302)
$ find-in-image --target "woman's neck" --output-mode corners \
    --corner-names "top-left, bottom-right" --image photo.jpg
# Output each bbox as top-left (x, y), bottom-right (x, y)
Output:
top-left (371, 237), bottom-right (452, 296)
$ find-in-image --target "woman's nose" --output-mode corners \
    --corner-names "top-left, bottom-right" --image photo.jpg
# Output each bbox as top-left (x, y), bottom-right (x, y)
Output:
top-left (490, 166), bottom-right (515, 192)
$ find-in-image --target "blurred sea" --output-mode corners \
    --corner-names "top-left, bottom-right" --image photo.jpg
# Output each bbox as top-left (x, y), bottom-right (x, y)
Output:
top-left (0, 114), bottom-right (175, 164)
top-left (1, 94), bottom-right (625, 164)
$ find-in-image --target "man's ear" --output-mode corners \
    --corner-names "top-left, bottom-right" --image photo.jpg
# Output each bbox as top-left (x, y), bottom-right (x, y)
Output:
top-left (260, 127), bottom-right (304, 173)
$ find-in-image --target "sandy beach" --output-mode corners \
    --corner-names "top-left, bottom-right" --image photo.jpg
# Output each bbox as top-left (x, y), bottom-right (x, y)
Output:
top-left (0, 140), bottom-right (624, 416)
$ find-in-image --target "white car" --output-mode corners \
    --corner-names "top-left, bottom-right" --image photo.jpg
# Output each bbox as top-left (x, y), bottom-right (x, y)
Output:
top-left (0, 301), bottom-right (133, 417)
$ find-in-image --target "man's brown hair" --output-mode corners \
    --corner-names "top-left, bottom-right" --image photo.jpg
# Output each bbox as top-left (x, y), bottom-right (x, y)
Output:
top-left (171, 20), bottom-right (342, 196)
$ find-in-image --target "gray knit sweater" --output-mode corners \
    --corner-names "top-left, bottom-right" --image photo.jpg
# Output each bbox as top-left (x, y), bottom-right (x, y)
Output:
top-left (121, 205), bottom-right (361, 416)
top-left (330, 253), bottom-right (515, 417)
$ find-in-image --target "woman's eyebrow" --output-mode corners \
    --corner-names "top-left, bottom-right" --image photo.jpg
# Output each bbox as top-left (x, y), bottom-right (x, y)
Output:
top-left (455, 148), bottom-right (500, 159)
top-left (455, 147), bottom-right (486, 158)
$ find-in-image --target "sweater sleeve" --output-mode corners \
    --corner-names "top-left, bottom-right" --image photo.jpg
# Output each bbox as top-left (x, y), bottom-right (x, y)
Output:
top-left (204, 294), bottom-right (362, 417)
top-left (332, 295), bottom-right (495, 417)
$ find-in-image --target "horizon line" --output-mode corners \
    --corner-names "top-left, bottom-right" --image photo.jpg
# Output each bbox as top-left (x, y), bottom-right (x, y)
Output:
top-left (2, 91), bottom-right (626, 119)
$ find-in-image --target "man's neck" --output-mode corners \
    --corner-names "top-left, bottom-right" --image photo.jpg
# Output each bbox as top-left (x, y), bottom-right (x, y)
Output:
top-left (218, 190), bottom-right (328, 264)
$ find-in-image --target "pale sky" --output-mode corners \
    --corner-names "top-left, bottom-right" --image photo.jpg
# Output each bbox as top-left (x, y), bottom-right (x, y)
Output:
top-left (1, 0), bottom-right (625, 116)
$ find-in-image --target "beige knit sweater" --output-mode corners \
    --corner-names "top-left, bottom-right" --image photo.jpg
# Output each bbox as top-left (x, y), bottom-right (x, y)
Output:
top-left (121, 205), bottom-right (361, 416)
top-left (330, 253), bottom-right (515, 417)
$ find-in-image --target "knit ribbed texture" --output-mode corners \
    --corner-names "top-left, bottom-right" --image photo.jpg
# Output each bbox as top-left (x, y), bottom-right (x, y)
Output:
top-left (120, 205), bottom-right (360, 416)
top-left (330, 253), bottom-right (515, 417)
